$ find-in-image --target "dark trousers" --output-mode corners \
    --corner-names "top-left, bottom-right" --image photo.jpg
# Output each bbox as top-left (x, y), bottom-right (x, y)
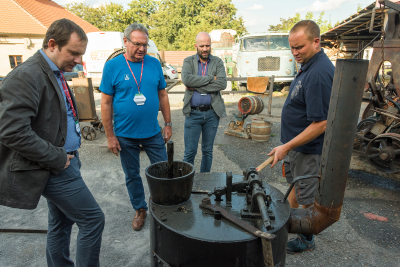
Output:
top-left (42, 152), bottom-right (105, 267)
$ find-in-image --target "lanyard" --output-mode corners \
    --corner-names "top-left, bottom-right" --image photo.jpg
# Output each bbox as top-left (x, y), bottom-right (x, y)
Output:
top-left (201, 61), bottom-right (207, 76)
top-left (124, 53), bottom-right (144, 94)
top-left (60, 73), bottom-right (77, 118)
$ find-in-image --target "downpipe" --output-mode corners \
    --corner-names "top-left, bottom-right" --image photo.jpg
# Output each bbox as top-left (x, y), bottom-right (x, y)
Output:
top-left (289, 59), bottom-right (370, 234)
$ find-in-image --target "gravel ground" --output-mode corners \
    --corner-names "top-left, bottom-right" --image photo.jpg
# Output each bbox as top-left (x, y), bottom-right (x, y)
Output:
top-left (0, 84), bottom-right (399, 267)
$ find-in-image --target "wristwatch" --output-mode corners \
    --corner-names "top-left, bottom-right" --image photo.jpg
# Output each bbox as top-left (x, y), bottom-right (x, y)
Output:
top-left (165, 122), bottom-right (172, 127)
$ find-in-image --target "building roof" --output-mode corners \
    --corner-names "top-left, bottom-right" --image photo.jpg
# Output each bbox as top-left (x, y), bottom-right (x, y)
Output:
top-left (322, 2), bottom-right (382, 42)
top-left (0, 0), bottom-right (100, 36)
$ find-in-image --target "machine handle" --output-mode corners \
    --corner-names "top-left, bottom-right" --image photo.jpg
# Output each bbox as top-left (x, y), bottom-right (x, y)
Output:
top-left (256, 155), bottom-right (275, 171)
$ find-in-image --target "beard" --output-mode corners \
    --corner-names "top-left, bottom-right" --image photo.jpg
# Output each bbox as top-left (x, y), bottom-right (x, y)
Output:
top-left (197, 48), bottom-right (210, 60)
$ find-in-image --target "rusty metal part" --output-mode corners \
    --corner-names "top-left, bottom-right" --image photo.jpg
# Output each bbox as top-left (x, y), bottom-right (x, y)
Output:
top-left (0, 228), bottom-right (47, 234)
top-left (289, 59), bottom-right (369, 235)
top-left (366, 133), bottom-right (400, 173)
top-left (199, 197), bottom-right (275, 241)
top-left (81, 126), bottom-right (96, 141)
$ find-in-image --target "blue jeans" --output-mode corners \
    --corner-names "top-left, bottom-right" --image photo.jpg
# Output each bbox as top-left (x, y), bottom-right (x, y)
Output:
top-left (42, 152), bottom-right (105, 267)
top-left (183, 109), bottom-right (220, 173)
top-left (117, 132), bottom-right (167, 211)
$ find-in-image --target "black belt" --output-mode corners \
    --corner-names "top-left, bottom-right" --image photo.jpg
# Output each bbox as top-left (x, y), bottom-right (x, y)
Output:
top-left (191, 105), bottom-right (213, 112)
top-left (67, 150), bottom-right (77, 156)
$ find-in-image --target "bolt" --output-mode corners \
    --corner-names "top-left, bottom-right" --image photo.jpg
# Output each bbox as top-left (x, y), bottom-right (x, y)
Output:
top-left (158, 226), bottom-right (162, 230)
top-left (380, 152), bottom-right (389, 161)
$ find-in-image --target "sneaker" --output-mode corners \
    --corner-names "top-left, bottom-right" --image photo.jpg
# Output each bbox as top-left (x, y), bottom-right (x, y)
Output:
top-left (287, 234), bottom-right (315, 254)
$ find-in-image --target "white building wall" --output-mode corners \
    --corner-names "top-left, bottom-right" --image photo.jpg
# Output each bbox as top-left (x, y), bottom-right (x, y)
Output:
top-left (0, 36), bottom-right (44, 76)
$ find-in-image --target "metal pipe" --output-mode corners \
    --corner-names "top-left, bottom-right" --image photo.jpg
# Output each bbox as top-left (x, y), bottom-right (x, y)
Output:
top-left (289, 59), bottom-right (369, 234)
top-left (268, 76), bottom-right (274, 115)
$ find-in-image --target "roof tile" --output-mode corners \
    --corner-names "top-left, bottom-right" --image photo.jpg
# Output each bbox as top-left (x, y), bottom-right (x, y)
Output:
top-left (0, 0), bottom-right (100, 35)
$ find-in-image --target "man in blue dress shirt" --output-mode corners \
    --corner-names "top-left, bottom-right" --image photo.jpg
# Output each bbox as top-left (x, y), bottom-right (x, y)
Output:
top-left (0, 19), bottom-right (104, 266)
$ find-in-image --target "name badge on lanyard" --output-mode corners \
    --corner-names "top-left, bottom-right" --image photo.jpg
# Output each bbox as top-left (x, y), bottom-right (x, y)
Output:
top-left (124, 54), bottom-right (145, 105)
top-left (75, 121), bottom-right (81, 134)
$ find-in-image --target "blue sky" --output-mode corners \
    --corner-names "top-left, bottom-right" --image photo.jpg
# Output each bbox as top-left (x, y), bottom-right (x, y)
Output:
top-left (57, 0), bottom-right (376, 33)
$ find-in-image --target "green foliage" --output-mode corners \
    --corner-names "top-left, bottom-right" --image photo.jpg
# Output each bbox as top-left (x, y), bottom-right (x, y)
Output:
top-left (64, 0), bottom-right (246, 51)
top-left (268, 12), bottom-right (332, 33)
top-left (357, 3), bottom-right (363, 12)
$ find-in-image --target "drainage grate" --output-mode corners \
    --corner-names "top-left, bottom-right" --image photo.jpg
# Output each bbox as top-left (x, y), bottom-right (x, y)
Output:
top-left (258, 57), bottom-right (280, 71)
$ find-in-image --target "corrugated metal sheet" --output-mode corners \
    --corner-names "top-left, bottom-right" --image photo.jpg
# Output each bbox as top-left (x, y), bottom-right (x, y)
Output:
top-left (164, 51), bottom-right (195, 66)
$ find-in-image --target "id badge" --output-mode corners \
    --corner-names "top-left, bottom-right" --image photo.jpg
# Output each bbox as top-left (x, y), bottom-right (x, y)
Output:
top-left (75, 121), bottom-right (81, 134)
top-left (134, 93), bottom-right (146, 105)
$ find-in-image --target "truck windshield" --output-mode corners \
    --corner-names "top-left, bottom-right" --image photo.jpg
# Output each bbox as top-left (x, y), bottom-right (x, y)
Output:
top-left (241, 35), bottom-right (290, 51)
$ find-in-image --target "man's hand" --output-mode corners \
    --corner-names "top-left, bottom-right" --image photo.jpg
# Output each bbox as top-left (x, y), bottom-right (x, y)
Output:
top-left (64, 154), bottom-right (75, 169)
top-left (214, 76), bottom-right (217, 81)
top-left (107, 136), bottom-right (121, 156)
top-left (163, 125), bottom-right (172, 143)
top-left (186, 87), bottom-right (196, 91)
top-left (268, 144), bottom-right (290, 168)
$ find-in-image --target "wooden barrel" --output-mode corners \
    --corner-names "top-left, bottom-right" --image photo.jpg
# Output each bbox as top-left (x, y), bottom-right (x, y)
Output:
top-left (238, 96), bottom-right (264, 115)
top-left (251, 119), bottom-right (271, 142)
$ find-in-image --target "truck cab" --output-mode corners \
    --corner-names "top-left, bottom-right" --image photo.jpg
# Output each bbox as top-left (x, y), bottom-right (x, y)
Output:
top-left (235, 33), bottom-right (296, 90)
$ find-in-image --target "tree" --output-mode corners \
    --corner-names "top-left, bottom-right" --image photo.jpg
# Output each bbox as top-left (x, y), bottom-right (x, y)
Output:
top-left (65, 0), bottom-right (246, 50)
top-left (268, 12), bottom-right (332, 33)
top-left (65, 2), bottom-right (132, 32)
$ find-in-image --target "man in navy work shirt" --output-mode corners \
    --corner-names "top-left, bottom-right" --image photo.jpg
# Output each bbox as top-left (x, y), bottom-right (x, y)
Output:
top-left (100, 23), bottom-right (172, 231)
top-left (268, 20), bottom-right (335, 253)
top-left (181, 32), bottom-right (227, 173)
top-left (0, 19), bottom-right (105, 266)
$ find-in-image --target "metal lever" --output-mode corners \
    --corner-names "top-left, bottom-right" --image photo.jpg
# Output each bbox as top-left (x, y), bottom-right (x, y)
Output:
top-left (199, 197), bottom-right (275, 240)
top-left (254, 184), bottom-right (272, 230)
top-left (226, 171), bottom-right (232, 207)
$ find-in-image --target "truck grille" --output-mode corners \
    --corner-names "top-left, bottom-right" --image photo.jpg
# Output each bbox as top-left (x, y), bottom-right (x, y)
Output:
top-left (258, 57), bottom-right (280, 71)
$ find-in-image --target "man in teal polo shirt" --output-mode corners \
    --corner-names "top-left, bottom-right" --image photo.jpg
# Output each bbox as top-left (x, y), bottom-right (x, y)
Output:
top-left (100, 23), bottom-right (172, 231)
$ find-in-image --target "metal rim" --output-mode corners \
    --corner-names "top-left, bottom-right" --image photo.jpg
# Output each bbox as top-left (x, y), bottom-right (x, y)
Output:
top-left (365, 133), bottom-right (400, 173)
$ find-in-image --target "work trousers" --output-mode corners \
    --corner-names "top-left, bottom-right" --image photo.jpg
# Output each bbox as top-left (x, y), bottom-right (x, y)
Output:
top-left (183, 109), bottom-right (220, 173)
top-left (118, 132), bottom-right (167, 211)
top-left (42, 152), bottom-right (105, 267)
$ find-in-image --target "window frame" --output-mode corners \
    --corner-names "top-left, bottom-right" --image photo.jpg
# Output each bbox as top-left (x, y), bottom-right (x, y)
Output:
top-left (9, 55), bottom-right (23, 69)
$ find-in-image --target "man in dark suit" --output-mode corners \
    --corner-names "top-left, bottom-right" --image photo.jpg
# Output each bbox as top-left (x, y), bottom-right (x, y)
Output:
top-left (0, 19), bottom-right (104, 266)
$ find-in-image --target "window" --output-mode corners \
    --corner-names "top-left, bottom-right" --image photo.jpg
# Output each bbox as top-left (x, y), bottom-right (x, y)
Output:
top-left (9, 55), bottom-right (23, 68)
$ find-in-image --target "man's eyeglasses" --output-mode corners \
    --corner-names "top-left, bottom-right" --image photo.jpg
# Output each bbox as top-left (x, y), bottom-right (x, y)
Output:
top-left (126, 37), bottom-right (150, 48)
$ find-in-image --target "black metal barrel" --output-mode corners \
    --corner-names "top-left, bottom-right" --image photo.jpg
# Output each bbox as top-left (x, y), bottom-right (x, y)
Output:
top-left (149, 173), bottom-right (290, 267)
top-left (146, 161), bottom-right (195, 205)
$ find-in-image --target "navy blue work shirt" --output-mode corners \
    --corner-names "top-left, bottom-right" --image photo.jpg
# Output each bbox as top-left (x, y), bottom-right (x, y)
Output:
top-left (39, 49), bottom-right (81, 152)
top-left (281, 49), bottom-right (335, 154)
top-left (190, 55), bottom-right (212, 107)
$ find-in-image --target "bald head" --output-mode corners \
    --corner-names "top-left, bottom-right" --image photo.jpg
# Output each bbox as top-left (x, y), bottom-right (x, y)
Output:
top-left (195, 32), bottom-right (212, 62)
top-left (196, 32), bottom-right (211, 44)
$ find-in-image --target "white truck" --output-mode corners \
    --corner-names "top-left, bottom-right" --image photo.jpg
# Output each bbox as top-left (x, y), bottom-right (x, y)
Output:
top-left (82, 32), bottom-right (177, 89)
top-left (235, 32), bottom-right (296, 90)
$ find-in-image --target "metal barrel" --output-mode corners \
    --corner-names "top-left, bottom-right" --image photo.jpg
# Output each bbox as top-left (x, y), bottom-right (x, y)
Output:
top-left (251, 119), bottom-right (271, 142)
top-left (289, 59), bottom-right (370, 234)
top-left (238, 96), bottom-right (264, 115)
top-left (145, 161), bottom-right (195, 205)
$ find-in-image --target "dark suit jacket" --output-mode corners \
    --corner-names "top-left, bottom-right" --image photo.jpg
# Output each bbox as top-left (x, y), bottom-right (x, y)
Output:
top-left (0, 50), bottom-right (77, 209)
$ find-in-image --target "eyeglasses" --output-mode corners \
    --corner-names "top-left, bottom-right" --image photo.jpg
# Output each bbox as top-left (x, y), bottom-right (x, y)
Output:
top-left (126, 37), bottom-right (150, 48)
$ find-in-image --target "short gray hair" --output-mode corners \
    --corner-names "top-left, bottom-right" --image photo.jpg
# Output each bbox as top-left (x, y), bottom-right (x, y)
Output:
top-left (124, 23), bottom-right (149, 38)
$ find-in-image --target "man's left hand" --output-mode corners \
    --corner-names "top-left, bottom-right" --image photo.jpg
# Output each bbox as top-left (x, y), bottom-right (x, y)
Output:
top-left (268, 144), bottom-right (290, 168)
top-left (163, 126), bottom-right (172, 143)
